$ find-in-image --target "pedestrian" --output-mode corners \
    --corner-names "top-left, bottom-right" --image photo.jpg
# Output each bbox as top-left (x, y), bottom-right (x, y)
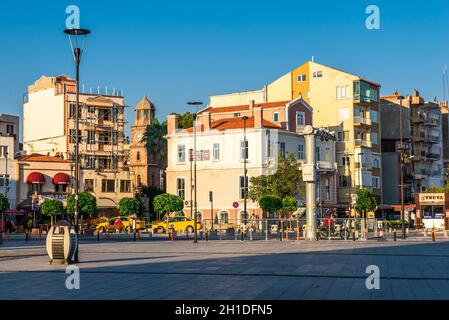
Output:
top-left (410, 210), bottom-right (416, 229)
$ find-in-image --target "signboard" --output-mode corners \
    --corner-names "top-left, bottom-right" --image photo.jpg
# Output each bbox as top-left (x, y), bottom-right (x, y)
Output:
top-left (233, 202), bottom-right (239, 209)
top-left (367, 212), bottom-right (375, 218)
top-left (419, 193), bottom-right (445, 203)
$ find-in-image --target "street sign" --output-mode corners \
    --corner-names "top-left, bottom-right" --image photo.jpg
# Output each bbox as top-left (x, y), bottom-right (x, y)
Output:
top-left (232, 202), bottom-right (239, 209)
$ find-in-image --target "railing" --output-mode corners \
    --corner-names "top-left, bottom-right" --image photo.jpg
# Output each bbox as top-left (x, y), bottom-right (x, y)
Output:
top-left (354, 139), bottom-right (372, 148)
top-left (426, 153), bottom-right (441, 160)
top-left (353, 116), bottom-right (372, 126)
top-left (317, 161), bottom-right (337, 171)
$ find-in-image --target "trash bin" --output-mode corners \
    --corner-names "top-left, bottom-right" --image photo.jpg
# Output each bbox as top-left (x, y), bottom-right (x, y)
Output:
top-left (46, 221), bottom-right (78, 265)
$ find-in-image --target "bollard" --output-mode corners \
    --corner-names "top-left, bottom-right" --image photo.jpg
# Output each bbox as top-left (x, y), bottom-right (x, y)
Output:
top-left (249, 228), bottom-right (253, 241)
top-left (97, 231), bottom-right (100, 242)
top-left (138, 230), bottom-right (141, 241)
top-left (38, 230), bottom-right (42, 241)
top-left (296, 226), bottom-right (300, 241)
top-left (205, 231), bottom-right (209, 242)
top-left (265, 223), bottom-right (268, 241)
top-left (286, 227), bottom-right (289, 241)
top-left (328, 223), bottom-right (331, 241)
top-left (25, 232), bottom-right (29, 242)
top-left (432, 227), bottom-right (437, 242)
top-left (133, 231), bottom-right (136, 242)
top-left (280, 221), bottom-right (283, 242)
top-left (394, 231), bottom-right (397, 242)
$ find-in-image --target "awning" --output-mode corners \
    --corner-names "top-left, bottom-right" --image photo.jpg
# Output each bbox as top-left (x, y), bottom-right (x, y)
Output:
top-left (97, 198), bottom-right (117, 209)
top-left (26, 172), bottom-right (45, 184)
top-left (53, 173), bottom-right (70, 185)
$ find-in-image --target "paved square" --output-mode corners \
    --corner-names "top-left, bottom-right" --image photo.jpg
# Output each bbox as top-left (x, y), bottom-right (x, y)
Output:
top-left (1, 238), bottom-right (449, 300)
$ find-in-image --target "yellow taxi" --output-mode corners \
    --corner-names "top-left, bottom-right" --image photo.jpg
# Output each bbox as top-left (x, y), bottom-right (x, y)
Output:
top-left (149, 216), bottom-right (202, 234)
top-left (96, 216), bottom-right (146, 233)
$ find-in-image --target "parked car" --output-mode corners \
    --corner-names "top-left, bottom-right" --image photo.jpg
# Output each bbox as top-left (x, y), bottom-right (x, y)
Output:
top-left (96, 216), bottom-right (146, 233)
top-left (149, 216), bottom-right (202, 234)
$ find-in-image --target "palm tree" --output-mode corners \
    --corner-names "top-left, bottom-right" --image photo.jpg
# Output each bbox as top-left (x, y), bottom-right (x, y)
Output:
top-left (143, 118), bottom-right (167, 166)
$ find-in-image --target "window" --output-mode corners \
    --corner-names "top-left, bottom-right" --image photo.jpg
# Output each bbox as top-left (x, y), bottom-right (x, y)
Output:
top-left (240, 141), bottom-right (249, 160)
top-left (213, 143), bottom-right (220, 161)
top-left (137, 175), bottom-right (142, 189)
top-left (84, 179), bottom-right (94, 192)
top-left (177, 145), bottom-right (186, 163)
top-left (338, 176), bottom-right (351, 187)
top-left (177, 178), bottom-right (186, 200)
top-left (371, 110), bottom-right (379, 123)
top-left (87, 130), bottom-right (95, 144)
top-left (102, 179), bottom-right (115, 193)
top-left (372, 176), bottom-right (380, 189)
top-left (316, 146), bottom-right (321, 161)
top-left (0, 175), bottom-right (10, 187)
top-left (313, 71), bottom-right (323, 78)
top-left (278, 142), bottom-right (286, 159)
top-left (296, 111), bottom-right (305, 126)
top-left (69, 102), bottom-right (77, 119)
top-left (297, 143), bottom-right (304, 160)
top-left (137, 151), bottom-right (141, 161)
top-left (6, 125), bottom-right (13, 135)
top-left (342, 156), bottom-right (350, 166)
top-left (0, 146), bottom-right (8, 158)
top-left (29, 184), bottom-right (42, 193)
top-left (144, 110), bottom-right (149, 120)
top-left (297, 74), bottom-right (307, 82)
top-left (98, 131), bottom-right (111, 145)
top-left (137, 110), bottom-right (142, 120)
top-left (325, 178), bottom-right (331, 201)
top-left (120, 180), bottom-right (131, 193)
top-left (373, 156), bottom-right (380, 168)
top-left (273, 112), bottom-right (279, 122)
top-left (234, 112), bottom-right (241, 117)
top-left (336, 85), bottom-right (349, 99)
top-left (55, 184), bottom-right (67, 192)
top-left (239, 176), bottom-right (249, 199)
top-left (371, 132), bottom-right (378, 144)
top-left (219, 211), bottom-right (229, 223)
top-left (69, 129), bottom-right (81, 144)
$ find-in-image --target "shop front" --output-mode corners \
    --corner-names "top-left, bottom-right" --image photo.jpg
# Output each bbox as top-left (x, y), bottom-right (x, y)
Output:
top-left (415, 193), bottom-right (449, 230)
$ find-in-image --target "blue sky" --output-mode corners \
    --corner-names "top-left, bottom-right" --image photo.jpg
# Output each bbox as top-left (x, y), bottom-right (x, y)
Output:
top-left (1, 0), bottom-right (448, 139)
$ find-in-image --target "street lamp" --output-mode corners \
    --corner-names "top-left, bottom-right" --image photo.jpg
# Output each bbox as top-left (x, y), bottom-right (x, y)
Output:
top-left (242, 116), bottom-right (248, 241)
top-left (397, 95), bottom-right (406, 239)
top-left (64, 27), bottom-right (91, 263)
top-left (187, 101), bottom-right (203, 244)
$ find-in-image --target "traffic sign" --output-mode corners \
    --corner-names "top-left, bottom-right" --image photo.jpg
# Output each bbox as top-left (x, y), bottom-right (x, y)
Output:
top-left (232, 202), bottom-right (239, 209)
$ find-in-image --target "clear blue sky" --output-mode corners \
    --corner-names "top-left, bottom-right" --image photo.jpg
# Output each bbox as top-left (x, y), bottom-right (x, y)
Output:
top-left (1, 0), bottom-right (448, 139)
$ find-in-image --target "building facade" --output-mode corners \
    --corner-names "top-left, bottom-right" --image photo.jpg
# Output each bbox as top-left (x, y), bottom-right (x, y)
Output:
top-left (0, 114), bottom-right (20, 208)
top-left (165, 98), bottom-right (337, 224)
top-left (129, 96), bottom-right (165, 191)
top-left (209, 61), bottom-right (383, 207)
top-left (381, 90), bottom-right (443, 205)
top-left (22, 76), bottom-right (134, 212)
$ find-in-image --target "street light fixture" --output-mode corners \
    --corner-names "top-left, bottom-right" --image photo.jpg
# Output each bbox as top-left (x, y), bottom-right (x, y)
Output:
top-left (397, 95), bottom-right (406, 240)
top-left (64, 27), bottom-right (91, 263)
top-left (187, 101), bottom-right (204, 244)
top-left (242, 116), bottom-right (248, 241)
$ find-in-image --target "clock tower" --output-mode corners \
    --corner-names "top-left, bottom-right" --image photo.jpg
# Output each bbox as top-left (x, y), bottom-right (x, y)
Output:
top-left (130, 96), bottom-right (157, 190)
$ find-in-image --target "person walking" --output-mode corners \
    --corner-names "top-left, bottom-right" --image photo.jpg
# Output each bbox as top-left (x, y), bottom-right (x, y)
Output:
top-left (410, 210), bottom-right (416, 229)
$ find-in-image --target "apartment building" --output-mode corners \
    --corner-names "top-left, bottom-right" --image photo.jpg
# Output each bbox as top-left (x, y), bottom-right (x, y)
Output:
top-left (381, 90), bottom-right (444, 203)
top-left (165, 97), bottom-right (337, 223)
top-left (22, 76), bottom-right (133, 212)
top-left (0, 114), bottom-right (19, 208)
top-left (209, 61), bottom-right (382, 207)
top-left (441, 103), bottom-right (449, 183)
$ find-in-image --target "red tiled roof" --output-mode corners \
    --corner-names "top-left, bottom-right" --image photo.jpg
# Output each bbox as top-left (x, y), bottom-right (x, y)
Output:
top-left (18, 154), bottom-right (72, 163)
top-left (203, 100), bottom-right (291, 114)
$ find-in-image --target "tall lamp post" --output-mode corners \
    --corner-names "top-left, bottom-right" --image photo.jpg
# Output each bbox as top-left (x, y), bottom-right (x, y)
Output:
top-left (397, 95), bottom-right (406, 239)
top-left (242, 116), bottom-right (248, 241)
top-left (187, 101), bottom-right (203, 244)
top-left (64, 27), bottom-right (90, 263)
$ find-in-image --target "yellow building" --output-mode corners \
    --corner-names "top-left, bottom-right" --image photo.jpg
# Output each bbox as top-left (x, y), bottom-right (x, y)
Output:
top-left (210, 61), bottom-right (383, 208)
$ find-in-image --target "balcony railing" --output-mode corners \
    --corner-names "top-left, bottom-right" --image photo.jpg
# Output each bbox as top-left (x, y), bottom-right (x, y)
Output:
top-left (426, 153), bottom-right (441, 160)
top-left (317, 161), bottom-right (337, 171)
top-left (354, 139), bottom-right (372, 148)
top-left (353, 117), bottom-right (372, 126)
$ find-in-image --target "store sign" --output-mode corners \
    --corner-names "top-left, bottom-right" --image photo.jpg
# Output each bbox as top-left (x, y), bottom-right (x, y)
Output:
top-left (419, 193), bottom-right (444, 203)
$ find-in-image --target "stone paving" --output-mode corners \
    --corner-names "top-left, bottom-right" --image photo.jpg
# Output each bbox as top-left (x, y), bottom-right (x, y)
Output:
top-left (1, 238), bottom-right (449, 300)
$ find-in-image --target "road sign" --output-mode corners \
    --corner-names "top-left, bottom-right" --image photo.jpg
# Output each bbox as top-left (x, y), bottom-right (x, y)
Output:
top-left (232, 202), bottom-right (239, 209)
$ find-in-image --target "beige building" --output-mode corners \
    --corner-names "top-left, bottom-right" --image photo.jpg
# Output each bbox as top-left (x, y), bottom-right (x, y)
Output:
top-left (209, 61), bottom-right (383, 208)
top-left (166, 97), bottom-right (337, 224)
top-left (22, 76), bottom-right (134, 213)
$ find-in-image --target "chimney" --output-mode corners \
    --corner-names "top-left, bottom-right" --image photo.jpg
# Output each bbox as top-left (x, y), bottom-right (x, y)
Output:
top-left (200, 112), bottom-right (211, 131)
top-left (167, 114), bottom-right (179, 134)
top-left (249, 100), bottom-right (255, 112)
top-left (254, 107), bottom-right (263, 129)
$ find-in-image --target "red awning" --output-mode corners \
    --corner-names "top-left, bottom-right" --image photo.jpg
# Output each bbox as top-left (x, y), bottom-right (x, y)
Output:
top-left (26, 172), bottom-right (45, 184)
top-left (53, 173), bottom-right (70, 185)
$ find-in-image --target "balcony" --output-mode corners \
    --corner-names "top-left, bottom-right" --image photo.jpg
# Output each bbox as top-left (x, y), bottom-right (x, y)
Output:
top-left (353, 116), bottom-right (372, 127)
top-left (354, 139), bottom-right (372, 148)
top-left (428, 136), bottom-right (439, 144)
top-left (426, 153), bottom-right (441, 160)
top-left (422, 118), bottom-right (440, 127)
top-left (317, 161), bottom-right (337, 172)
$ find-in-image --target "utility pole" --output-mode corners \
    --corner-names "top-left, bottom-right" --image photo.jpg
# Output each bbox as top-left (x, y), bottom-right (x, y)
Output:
top-left (397, 95), bottom-right (406, 239)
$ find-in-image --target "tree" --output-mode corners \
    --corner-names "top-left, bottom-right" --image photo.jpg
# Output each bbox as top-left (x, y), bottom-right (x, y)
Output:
top-left (41, 199), bottom-right (64, 226)
top-left (248, 153), bottom-right (305, 202)
top-left (118, 197), bottom-right (144, 216)
top-left (170, 112), bottom-right (194, 129)
top-left (143, 118), bottom-right (167, 165)
top-left (67, 192), bottom-right (97, 218)
top-left (153, 193), bottom-right (184, 220)
top-left (354, 189), bottom-right (377, 217)
top-left (0, 194), bottom-right (8, 215)
top-left (139, 185), bottom-right (165, 219)
top-left (259, 195), bottom-right (282, 218)
top-left (281, 196), bottom-right (298, 217)
top-left (424, 185), bottom-right (446, 193)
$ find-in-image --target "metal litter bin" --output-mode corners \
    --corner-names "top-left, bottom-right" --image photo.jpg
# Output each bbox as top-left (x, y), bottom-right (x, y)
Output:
top-left (46, 221), bottom-right (78, 265)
